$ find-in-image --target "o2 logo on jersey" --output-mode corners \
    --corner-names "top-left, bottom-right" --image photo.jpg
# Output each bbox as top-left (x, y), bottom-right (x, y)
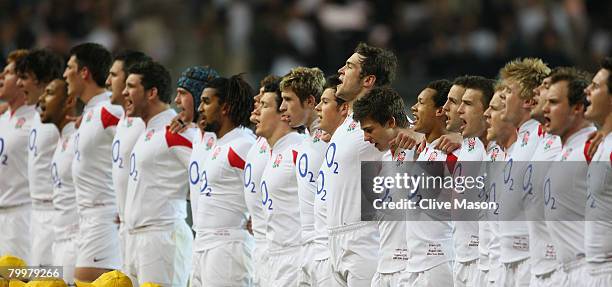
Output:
top-left (316, 170), bottom-right (327, 201)
top-left (112, 140), bottom-right (123, 168)
top-left (298, 153), bottom-right (316, 183)
top-left (503, 158), bottom-right (514, 192)
top-left (543, 177), bottom-right (556, 209)
top-left (28, 129), bottom-right (38, 157)
top-left (74, 133), bottom-right (81, 161)
top-left (0, 138), bottom-right (7, 165)
top-left (51, 162), bottom-right (61, 188)
top-left (325, 143), bottom-right (339, 174)
top-left (200, 170), bottom-right (212, 196)
top-left (129, 153), bottom-right (138, 181)
top-left (272, 154), bottom-right (283, 168)
top-left (189, 161), bottom-right (200, 185)
top-left (261, 180), bottom-right (273, 210)
top-left (522, 164), bottom-right (533, 196)
top-left (15, 117), bottom-right (26, 129)
top-left (243, 163), bottom-right (256, 193)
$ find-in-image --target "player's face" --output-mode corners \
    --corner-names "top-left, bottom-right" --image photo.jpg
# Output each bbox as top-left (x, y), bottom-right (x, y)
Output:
top-left (63, 56), bottom-right (85, 99)
top-left (122, 74), bottom-right (147, 117)
top-left (0, 61), bottom-right (23, 102)
top-left (315, 88), bottom-right (345, 135)
top-left (280, 88), bottom-right (308, 128)
top-left (361, 117), bottom-right (394, 152)
top-left (458, 89), bottom-right (487, 138)
top-left (39, 80), bottom-right (68, 124)
top-left (584, 68), bottom-right (611, 126)
top-left (544, 81), bottom-right (573, 137)
top-left (175, 87), bottom-right (195, 123)
top-left (250, 86), bottom-right (265, 124)
top-left (106, 60), bottom-right (126, 106)
top-left (411, 88), bottom-right (438, 134)
top-left (198, 87), bottom-right (223, 134)
top-left (531, 76), bottom-right (551, 120)
top-left (336, 53), bottom-right (365, 102)
top-left (17, 71), bottom-right (43, 105)
top-left (442, 84), bottom-right (465, 132)
top-left (500, 78), bottom-right (525, 126)
top-left (256, 92), bottom-right (282, 139)
top-left (485, 91), bottom-right (508, 142)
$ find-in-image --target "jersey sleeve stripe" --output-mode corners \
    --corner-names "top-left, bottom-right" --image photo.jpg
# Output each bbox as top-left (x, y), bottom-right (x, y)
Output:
top-left (584, 140), bottom-right (592, 164)
top-left (292, 150), bottom-right (298, 165)
top-left (165, 127), bottom-right (193, 149)
top-left (446, 152), bottom-right (458, 174)
top-left (228, 147), bottom-right (246, 170)
top-left (101, 107), bottom-right (120, 129)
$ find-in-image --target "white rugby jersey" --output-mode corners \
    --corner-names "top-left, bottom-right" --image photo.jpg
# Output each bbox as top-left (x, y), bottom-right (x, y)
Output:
top-left (124, 109), bottom-right (194, 230)
top-left (261, 132), bottom-right (303, 251)
top-left (188, 129), bottom-right (216, 228)
top-left (586, 132), bottom-right (612, 263)
top-left (28, 120), bottom-right (59, 206)
top-left (194, 127), bottom-right (255, 250)
top-left (377, 149), bottom-right (412, 273)
top-left (296, 128), bottom-right (327, 246)
top-left (243, 136), bottom-right (270, 241)
top-left (454, 137), bottom-right (486, 263)
top-left (544, 125), bottom-right (596, 265)
top-left (51, 123), bottom-right (77, 237)
top-left (325, 113), bottom-right (384, 227)
top-left (498, 118), bottom-right (541, 263)
top-left (0, 105), bottom-right (37, 207)
top-left (72, 92), bottom-right (122, 214)
top-left (527, 127), bottom-right (562, 275)
top-left (112, 114), bottom-right (144, 222)
top-left (405, 138), bottom-right (456, 272)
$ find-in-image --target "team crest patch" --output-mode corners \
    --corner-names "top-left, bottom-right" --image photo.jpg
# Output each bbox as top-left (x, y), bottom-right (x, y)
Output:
top-left (543, 138), bottom-right (554, 150)
top-left (211, 146), bottom-right (221, 160)
top-left (144, 129), bottom-right (155, 141)
top-left (62, 137), bottom-right (70, 151)
top-left (347, 120), bottom-right (357, 132)
top-left (272, 154), bottom-right (283, 168)
top-left (126, 118), bottom-right (133, 127)
top-left (428, 151), bottom-right (438, 161)
top-left (313, 129), bottom-right (323, 143)
top-left (85, 110), bottom-right (94, 122)
top-left (206, 137), bottom-right (214, 150)
top-left (397, 151), bottom-right (406, 162)
top-left (561, 148), bottom-right (572, 161)
top-left (467, 138), bottom-right (476, 152)
top-left (489, 147), bottom-right (500, 161)
top-left (258, 142), bottom-right (267, 154)
top-left (15, 117), bottom-right (26, 129)
top-left (520, 131), bottom-right (530, 147)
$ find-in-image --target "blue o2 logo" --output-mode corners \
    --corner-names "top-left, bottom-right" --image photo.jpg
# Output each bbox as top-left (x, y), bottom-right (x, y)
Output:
top-left (298, 153), bottom-right (316, 183)
top-left (316, 170), bottom-right (327, 201)
top-left (112, 140), bottom-right (123, 168)
top-left (189, 161), bottom-right (200, 185)
top-left (503, 159), bottom-right (513, 192)
top-left (522, 164), bottom-right (533, 195)
top-left (129, 153), bottom-right (138, 181)
top-left (325, 143), bottom-right (339, 174)
top-left (29, 129), bottom-right (38, 157)
top-left (0, 138), bottom-right (7, 165)
top-left (51, 162), bottom-right (61, 188)
top-left (200, 170), bottom-right (212, 196)
top-left (74, 134), bottom-right (81, 161)
top-left (244, 163), bottom-right (256, 193)
top-left (543, 177), bottom-right (556, 209)
top-left (261, 180), bottom-right (273, 210)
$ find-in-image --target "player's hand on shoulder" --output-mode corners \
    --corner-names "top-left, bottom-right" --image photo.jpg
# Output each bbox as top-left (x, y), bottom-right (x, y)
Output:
top-left (436, 132), bottom-right (462, 154)
top-left (390, 128), bottom-right (423, 151)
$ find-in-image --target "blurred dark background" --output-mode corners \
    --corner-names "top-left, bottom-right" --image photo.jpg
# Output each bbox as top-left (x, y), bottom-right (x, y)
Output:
top-left (1, 0), bottom-right (610, 104)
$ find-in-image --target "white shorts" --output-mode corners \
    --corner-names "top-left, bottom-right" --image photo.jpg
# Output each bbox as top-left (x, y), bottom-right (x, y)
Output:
top-left (53, 235), bottom-right (77, 284)
top-left (298, 242), bottom-right (332, 287)
top-left (267, 246), bottom-right (301, 286)
top-left (252, 240), bottom-right (268, 287)
top-left (453, 259), bottom-right (479, 287)
top-left (499, 258), bottom-right (531, 287)
top-left (561, 260), bottom-right (586, 287)
top-left (124, 221), bottom-right (192, 286)
top-left (587, 262), bottom-right (612, 287)
top-left (398, 261), bottom-right (453, 287)
top-left (30, 207), bottom-right (56, 266)
top-left (329, 222), bottom-right (379, 287)
top-left (191, 240), bottom-right (253, 286)
top-left (370, 270), bottom-right (402, 287)
top-left (75, 212), bottom-right (121, 270)
top-left (529, 268), bottom-right (564, 287)
top-left (0, 204), bottom-right (31, 262)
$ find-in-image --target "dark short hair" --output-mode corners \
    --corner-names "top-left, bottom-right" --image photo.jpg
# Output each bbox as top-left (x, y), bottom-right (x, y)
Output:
top-left (426, 79), bottom-right (452, 107)
top-left (550, 67), bottom-right (591, 107)
top-left (353, 86), bottom-right (409, 128)
top-left (69, 43), bottom-right (112, 87)
top-left (260, 74), bottom-right (280, 89)
top-left (324, 73), bottom-right (345, 105)
top-left (600, 57), bottom-right (612, 94)
top-left (263, 78), bottom-right (282, 112)
top-left (461, 76), bottom-right (495, 108)
top-left (453, 75), bottom-right (472, 87)
top-left (15, 49), bottom-right (64, 84)
top-left (128, 61), bottom-right (172, 103)
top-left (354, 42), bottom-right (397, 87)
top-left (112, 50), bottom-right (151, 75)
top-left (207, 74), bottom-right (255, 127)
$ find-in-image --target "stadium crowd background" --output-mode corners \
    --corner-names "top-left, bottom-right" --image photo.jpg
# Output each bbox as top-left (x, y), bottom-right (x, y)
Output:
top-left (1, 0), bottom-right (611, 104)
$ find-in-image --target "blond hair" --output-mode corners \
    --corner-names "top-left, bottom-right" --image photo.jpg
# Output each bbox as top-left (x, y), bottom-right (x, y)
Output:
top-left (7, 49), bottom-right (29, 64)
top-left (280, 67), bottom-right (325, 103)
top-left (499, 58), bottom-right (551, 100)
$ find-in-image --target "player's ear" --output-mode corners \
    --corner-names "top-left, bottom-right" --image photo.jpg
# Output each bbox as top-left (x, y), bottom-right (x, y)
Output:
top-left (339, 102), bottom-right (349, 117)
top-left (522, 98), bottom-right (536, 109)
top-left (386, 117), bottom-right (396, 129)
top-left (306, 95), bottom-right (316, 108)
top-left (435, 106), bottom-right (445, 117)
top-left (221, 102), bottom-right (230, 115)
top-left (362, 75), bottom-right (376, 89)
top-left (147, 87), bottom-right (158, 102)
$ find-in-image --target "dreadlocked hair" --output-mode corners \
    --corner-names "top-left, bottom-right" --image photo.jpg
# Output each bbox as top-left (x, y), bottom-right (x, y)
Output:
top-left (207, 74), bottom-right (254, 127)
